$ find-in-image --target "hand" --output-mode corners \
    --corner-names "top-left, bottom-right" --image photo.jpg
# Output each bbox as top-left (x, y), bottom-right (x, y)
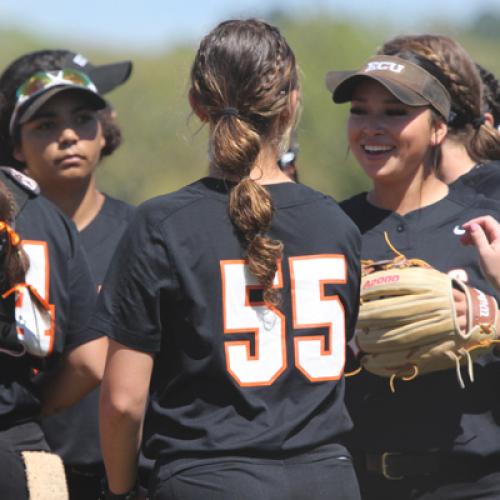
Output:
top-left (461, 216), bottom-right (500, 292)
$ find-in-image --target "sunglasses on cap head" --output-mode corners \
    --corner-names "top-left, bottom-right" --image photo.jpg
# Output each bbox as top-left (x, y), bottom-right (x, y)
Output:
top-left (9, 68), bottom-right (102, 136)
top-left (15, 69), bottom-right (97, 106)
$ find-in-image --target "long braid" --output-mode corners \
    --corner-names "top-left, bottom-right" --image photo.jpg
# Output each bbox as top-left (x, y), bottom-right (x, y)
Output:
top-left (190, 19), bottom-right (299, 305)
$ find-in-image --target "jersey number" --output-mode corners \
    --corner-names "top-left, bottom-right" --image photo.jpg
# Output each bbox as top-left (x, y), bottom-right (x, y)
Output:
top-left (221, 255), bottom-right (346, 387)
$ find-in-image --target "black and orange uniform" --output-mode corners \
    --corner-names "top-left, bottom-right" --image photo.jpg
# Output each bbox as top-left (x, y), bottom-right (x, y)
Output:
top-left (450, 161), bottom-right (500, 199)
top-left (91, 177), bottom-right (362, 500)
top-left (341, 189), bottom-right (500, 500)
top-left (42, 195), bottom-right (134, 499)
top-left (0, 167), bottom-right (98, 499)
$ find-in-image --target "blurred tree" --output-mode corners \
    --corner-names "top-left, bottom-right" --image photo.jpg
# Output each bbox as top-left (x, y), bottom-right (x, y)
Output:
top-left (469, 10), bottom-right (500, 39)
top-left (0, 15), bottom-right (498, 206)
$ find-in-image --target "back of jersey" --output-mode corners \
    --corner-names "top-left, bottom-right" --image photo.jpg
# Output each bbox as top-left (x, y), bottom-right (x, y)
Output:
top-left (92, 178), bottom-right (361, 461)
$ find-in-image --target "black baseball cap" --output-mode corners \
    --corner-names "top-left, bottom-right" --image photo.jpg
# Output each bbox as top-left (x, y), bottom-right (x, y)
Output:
top-left (58, 52), bottom-right (132, 94)
top-left (325, 55), bottom-right (451, 120)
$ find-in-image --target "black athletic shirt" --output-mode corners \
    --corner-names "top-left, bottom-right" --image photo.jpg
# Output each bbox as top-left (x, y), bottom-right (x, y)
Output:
top-left (450, 161), bottom-right (500, 199)
top-left (91, 177), bottom-right (361, 462)
top-left (42, 195), bottom-right (134, 465)
top-left (341, 189), bottom-right (500, 457)
top-left (0, 168), bottom-right (98, 431)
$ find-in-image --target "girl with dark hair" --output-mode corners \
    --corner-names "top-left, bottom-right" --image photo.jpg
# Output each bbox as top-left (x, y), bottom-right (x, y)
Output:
top-left (95, 18), bottom-right (362, 500)
top-left (327, 48), bottom-right (500, 499)
top-left (0, 49), bottom-right (134, 499)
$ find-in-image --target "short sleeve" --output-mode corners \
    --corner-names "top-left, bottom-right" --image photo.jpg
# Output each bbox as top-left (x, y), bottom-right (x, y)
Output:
top-left (89, 204), bottom-right (177, 352)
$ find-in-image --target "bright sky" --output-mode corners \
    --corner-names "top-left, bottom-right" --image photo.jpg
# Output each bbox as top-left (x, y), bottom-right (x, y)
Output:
top-left (1, 0), bottom-right (499, 51)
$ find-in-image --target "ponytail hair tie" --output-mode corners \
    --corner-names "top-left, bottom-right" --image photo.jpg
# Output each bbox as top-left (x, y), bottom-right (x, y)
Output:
top-left (220, 107), bottom-right (241, 118)
top-left (0, 221), bottom-right (20, 247)
top-left (472, 115), bottom-right (486, 129)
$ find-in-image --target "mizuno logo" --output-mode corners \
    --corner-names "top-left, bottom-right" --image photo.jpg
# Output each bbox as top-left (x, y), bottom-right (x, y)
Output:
top-left (453, 225), bottom-right (466, 235)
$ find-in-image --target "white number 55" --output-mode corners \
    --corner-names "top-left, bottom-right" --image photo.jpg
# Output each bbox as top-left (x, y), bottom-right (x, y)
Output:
top-left (221, 255), bottom-right (346, 387)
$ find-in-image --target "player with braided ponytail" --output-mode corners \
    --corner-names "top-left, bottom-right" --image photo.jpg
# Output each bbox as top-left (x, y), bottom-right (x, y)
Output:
top-left (328, 36), bottom-right (500, 500)
top-left (379, 35), bottom-right (500, 194)
top-left (96, 19), bottom-right (362, 500)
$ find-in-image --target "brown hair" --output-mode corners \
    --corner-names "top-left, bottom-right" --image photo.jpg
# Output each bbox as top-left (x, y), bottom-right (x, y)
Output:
top-left (379, 35), bottom-right (500, 162)
top-left (190, 19), bottom-right (299, 304)
top-left (477, 63), bottom-right (500, 128)
top-left (0, 181), bottom-right (29, 288)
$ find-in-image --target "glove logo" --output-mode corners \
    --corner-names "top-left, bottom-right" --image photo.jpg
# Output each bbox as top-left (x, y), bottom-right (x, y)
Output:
top-left (475, 288), bottom-right (492, 318)
top-left (363, 274), bottom-right (400, 290)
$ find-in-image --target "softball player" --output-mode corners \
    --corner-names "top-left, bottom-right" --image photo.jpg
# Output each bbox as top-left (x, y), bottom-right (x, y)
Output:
top-left (380, 35), bottom-right (500, 199)
top-left (0, 50), bottom-right (134, 499)
top-left (94, 19), bottom-right (362, 500)
top-left (0, 166), bottom-right (106, 499)
top-left (327, 51), bottom-right (500, 499)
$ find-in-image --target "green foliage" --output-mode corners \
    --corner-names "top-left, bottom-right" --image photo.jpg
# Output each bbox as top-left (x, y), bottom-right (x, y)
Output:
top-left (0, 14), bottom-right (498, 206)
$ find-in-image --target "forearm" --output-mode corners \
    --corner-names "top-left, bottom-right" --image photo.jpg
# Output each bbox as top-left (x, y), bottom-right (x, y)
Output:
top-left (99, 339), bottom-right (154, 495)
top-left (42, 336), bottom-right (108, 415)
top-left (100, 400), bottom-right (144, 494)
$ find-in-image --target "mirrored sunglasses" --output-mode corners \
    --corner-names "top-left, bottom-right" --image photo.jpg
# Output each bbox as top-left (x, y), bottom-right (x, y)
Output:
top-left (9, 69), bottom-right (99, 136)
top-left (15, 69), bottom-right (97, 106)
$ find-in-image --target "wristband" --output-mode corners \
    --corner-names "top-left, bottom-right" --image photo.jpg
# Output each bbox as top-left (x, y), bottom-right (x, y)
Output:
top-left (105, 482), bottom-right (138, 500)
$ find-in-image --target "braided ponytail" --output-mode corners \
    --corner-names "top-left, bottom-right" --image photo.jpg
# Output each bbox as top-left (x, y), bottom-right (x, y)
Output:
top-left (190, 19), bottom-right (299, 304)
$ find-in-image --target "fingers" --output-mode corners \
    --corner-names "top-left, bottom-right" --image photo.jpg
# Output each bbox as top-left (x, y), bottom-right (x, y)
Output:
top-left (465, 223), bottom-right (492, 256)
top-left (462, 215), bottom-right (500, 245)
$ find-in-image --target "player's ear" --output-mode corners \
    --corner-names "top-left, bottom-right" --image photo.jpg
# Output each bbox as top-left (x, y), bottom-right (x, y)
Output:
top-left (430, 117), bottom-right (447, 147)
top-left (189, 89), bottom-right (209, 122)
top-left (100, 132), bottom-right (106, 151)
top-left (484, 112), bottom-right (495, 128)
top-left (13, 144), bottom-right (26, 164)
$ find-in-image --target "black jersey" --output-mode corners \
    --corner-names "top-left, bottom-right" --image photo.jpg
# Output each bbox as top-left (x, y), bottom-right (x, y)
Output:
top-left (0, 168), bottom-right (98, 430)
top-left (449, 161), bottom-right (500, 199)
top-left (80, 195), bottom-right (135, 288)
top-left (42, 195), bottom-right (134, 465)
top-left (341, 189), bottom-right (500, 458)
top-left (91, 177), bottom-right (361, 462)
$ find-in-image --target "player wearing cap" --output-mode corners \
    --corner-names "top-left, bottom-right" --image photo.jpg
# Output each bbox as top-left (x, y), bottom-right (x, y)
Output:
top-left (378, 35), bottom-right (500, 201)
top-left (326, 53), bottom-right (500, 499)
top-left (94, 19), bottom-right (362, 500)
top-left (0, 50), bottom-right (134, 499)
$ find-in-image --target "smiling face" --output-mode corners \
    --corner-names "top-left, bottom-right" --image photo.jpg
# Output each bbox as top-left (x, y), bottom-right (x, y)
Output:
top-left (347, 79), bottom-right (446, 186)
top-left (13, 90), bottom-right (105, 191)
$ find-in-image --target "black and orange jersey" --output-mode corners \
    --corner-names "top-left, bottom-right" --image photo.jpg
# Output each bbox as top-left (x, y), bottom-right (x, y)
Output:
top-left (341, 189), bottom-right (500, 457)
top-left (91, 177), bottom-right (361, 463)
top-left (42, 194), bottom-right (134, 465)
top-left (0, 168), bottom-right (98, 429)
top-left (450, 161), bottom-right (500, 199)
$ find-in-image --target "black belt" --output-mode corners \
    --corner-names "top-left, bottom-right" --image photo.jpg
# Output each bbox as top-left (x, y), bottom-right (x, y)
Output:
top-left (365, 452), bottom-right (500, 481)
